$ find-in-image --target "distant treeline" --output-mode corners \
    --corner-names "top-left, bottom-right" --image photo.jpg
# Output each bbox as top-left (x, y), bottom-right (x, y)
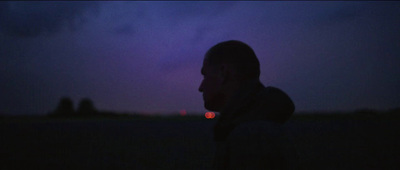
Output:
top-left (46, 96), bottom-right (399, 120)
top-left (47, 97), bottom-right (123, 118)
top-left (46, 97), bottom-right (211, 119)
top-left (1, 96), bottom-right (399, 120)
top-left (1, 109), bottom-right (400, 121)
top-left (292, 108), bottom-right (400, 120)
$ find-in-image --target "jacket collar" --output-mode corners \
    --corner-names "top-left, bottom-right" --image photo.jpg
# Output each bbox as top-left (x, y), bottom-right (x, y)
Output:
top-left (214, 80), bottom-right (264, 141)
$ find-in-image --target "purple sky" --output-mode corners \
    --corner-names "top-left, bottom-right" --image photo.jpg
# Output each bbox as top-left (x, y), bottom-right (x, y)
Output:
top-left (0, 1), bottom-right (399, 115)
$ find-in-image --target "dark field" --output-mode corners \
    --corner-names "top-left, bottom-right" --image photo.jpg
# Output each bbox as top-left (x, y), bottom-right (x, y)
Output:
top-left (1, 115), bottom-right (399, 170)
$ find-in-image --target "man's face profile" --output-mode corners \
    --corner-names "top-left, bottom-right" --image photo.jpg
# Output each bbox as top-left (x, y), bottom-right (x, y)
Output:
top-left (198, 55), bottom-right (225, 112)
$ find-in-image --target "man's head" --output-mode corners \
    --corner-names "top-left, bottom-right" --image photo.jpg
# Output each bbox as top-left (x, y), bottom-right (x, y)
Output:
top-left (199, 40), bottom-right (260, 111)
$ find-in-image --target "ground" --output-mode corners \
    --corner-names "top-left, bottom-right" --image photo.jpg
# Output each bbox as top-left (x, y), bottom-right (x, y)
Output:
top-left (1, 114), bottom-right (399, 169)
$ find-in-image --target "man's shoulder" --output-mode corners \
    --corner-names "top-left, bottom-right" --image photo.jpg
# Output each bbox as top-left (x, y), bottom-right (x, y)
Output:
top-left (250, 86), bottom-right (295, 123)
top-left (259, 86), bottom-right (293, 103)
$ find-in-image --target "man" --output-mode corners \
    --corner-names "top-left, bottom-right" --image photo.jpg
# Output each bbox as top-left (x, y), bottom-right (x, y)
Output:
top-left (199, 40), bottom-right (298, 169)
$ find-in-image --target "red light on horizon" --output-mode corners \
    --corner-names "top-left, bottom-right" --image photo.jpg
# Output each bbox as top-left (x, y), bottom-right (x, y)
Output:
top-left (180, 109), bottom-right (187, 116)
top-left (205, 112), bottom-right (215, 119)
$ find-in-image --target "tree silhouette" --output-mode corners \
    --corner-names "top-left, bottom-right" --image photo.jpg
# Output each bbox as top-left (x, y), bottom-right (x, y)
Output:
top-left (53, 97), bottom-right (75, 115)
top-left (77, 98), bottom-right (97, 115)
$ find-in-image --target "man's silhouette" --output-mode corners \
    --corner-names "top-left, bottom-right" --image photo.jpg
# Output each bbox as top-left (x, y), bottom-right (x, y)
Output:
top-left (199, 40), bottom-right (298, 169)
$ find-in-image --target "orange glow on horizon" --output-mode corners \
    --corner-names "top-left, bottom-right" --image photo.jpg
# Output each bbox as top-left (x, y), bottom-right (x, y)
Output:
top-left (205, 112), bottom-right (215, 119)
top-left (180, 109), bottom-right (187, 116)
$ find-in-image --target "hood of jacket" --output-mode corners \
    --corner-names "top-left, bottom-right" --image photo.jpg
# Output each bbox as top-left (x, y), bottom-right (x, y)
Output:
top-left (214, 80), bottom-right (295, 141)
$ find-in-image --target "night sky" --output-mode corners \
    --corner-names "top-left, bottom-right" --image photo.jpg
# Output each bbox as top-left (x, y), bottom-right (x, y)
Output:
top-left (1, 1), bottom-right (399, 115)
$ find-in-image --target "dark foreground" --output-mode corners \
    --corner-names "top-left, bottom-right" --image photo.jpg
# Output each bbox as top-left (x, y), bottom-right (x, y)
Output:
top-left (1, 116), bottom-right (399, 170)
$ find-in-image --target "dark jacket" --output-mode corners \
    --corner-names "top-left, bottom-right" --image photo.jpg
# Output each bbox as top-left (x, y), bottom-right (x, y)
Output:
top-left (213, 81), bottom-right (298, 169)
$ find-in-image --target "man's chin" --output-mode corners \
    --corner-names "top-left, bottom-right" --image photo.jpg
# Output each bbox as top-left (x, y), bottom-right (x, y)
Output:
top-left (204, 103), bottom-right (221, 112)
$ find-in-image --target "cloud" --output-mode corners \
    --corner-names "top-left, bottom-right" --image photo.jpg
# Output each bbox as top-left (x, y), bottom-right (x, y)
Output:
top-left (0, 2), bottom-right (99, 37)
top-left (320, 6), bottom-right (359, 24)
top-left (165, 2), bottom-right (236, 19)
top-left (112, 23), bottom-right (136, 36)
top-left (311, 2), bottom-right (400, 26)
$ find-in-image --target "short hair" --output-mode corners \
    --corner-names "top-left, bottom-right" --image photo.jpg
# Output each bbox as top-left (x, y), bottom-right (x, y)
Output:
top-left (206, 40), bottom-right (260, 80)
